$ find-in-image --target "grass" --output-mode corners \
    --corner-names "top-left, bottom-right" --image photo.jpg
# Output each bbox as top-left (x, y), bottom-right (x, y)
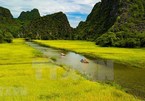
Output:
top-left (34, 40), bottom-right (145, 68)
top-left (0, 39), bottom-right (140, 101)
top-left (0, 39), bottom-right (42, 65)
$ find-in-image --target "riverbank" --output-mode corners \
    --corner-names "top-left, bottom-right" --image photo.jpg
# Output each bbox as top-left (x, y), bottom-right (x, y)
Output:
top-left (0, 38), bottom-right (140, 100)
top-left (34, 40), bottom-right (145, 68)
top-left (30, 40), bottom-right (145, 99)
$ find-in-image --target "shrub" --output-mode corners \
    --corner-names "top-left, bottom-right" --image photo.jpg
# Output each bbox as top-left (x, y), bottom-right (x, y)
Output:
top-left (140, 37), bottom-right (145, 47)
top-left (137, 32), bottom-right (145, 47)
top-left (124, 38), bottom-right (140, 48)
top-left (96, 32), bottom-right (117, 47)
top-left (96, 31), bottom-right (142, 48)
top-left (0, 30), bottom-right (4, 43)
top-left (0, 34), bottom-right (4, 43)
top-left (3, 32), bottom-right (13, 43)
top-left (114, 38), bottom-right (140, 48)
top-left (114, 40), bottom-right (126, 47)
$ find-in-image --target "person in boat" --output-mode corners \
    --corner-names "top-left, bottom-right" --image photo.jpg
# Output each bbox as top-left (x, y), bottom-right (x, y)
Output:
top-left (80, 59), bottom-right (84, 63)
top-left (80, 58), bottom-right (89, 63)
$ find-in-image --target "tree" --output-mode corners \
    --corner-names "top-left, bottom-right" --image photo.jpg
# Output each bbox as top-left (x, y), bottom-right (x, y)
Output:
top-left (0, 34), bottom-right (4, 43)
top-left (96, 32), bottom-right (117, 47)
top-left (3, 32), bottom-right (13, 43)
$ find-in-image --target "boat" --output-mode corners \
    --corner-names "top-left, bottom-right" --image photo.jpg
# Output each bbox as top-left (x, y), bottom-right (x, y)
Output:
top-left (61, 53), bottom-right (66, 56)
top-left (80, 58), bottom-right (89, 63)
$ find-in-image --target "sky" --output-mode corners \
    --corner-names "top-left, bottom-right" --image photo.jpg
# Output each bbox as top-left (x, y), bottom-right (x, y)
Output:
top-left (0, 0), bottom-right (101, 27)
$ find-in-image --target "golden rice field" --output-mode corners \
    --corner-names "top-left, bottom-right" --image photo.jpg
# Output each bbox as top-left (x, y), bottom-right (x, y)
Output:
top-left (34, 40), bottom-right (145, 68)
top-left (0, 39), bottom-right (140, 101)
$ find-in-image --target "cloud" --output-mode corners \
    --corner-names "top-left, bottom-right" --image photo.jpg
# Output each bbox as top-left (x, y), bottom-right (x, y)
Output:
top-left (0, 0), bottom-right (101, 27)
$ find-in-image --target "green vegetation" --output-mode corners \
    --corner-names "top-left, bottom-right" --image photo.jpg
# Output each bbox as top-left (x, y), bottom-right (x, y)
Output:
top-left (0, 39), bottom-right (139, 100)
top-left (0, 29), bottom-right (13, 43)
top-left (0, 6), bottom-right (21, 40)
top-left (76, 0), bottom-right (145, 47)
top-left (0, 7), bottom-right (74, 41)
top-left (0, 6), bottom-right (13, 19)
top-left (18, 9), bottom-right (40, 21)
top-left (23, 12), bottom-right (73, 40)
top-left (0, 6), bottom-right (14, 43)
top-left (34, 40), bottom-right (145, 68)
top-left (96, 32), bottom-right (145, 48)
top-left (0, 18), bottom-right (21, 38)
top-left (0, 0), bottom-right (145, 100)
top-left (76, 0), bottom-right (118, 40)
top-left (1, 0), bottom-right (145, 48)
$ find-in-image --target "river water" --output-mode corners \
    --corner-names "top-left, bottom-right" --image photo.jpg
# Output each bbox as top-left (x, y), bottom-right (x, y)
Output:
top-left (26, 42), bottom-right (145, 100)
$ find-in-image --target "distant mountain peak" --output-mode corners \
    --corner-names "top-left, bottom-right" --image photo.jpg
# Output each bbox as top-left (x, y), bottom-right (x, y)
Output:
top-left (76, 0), bottom-right (145, 47)
top-left (0, 6), bottom-right (13, 19)
top-left (23, 11), bottom-right (73, 40)
top-left (18, 8), bottom-right (40, 21)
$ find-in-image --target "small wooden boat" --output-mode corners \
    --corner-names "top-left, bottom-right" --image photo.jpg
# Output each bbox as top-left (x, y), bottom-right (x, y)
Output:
top-left (80, 59), bottom-right (89, 63)
top-left (61, 53), bottom-right (66, 56)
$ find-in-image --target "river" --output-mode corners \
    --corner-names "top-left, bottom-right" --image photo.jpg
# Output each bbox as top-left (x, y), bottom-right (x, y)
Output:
top-left (26, 42), bottom-right (145, 100)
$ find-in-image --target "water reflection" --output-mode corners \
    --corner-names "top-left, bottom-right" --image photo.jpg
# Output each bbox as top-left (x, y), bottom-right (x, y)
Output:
top-left (27, 42), bottom-right (114, 81)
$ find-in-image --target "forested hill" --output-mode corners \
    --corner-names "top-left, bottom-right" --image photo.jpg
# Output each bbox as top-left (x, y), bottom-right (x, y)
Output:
top-left (1, 0), bottom-right (145, 48)
top-left (76, 0), bottom-right (119, 40)
top-left (76, 0), bottom-right (145, 47)
top-left (0, 6), bottom-right (20, 43)
top-left (0, 6), bottom-right (14, 24)
top-left (18, 9), bottom-right (40, 21)
top-left (0, 6), bottom-right (13, 20)
top-left (23, 12), bottom-right (74, 40)
top-left (0, 7), bottom-right (73, 42)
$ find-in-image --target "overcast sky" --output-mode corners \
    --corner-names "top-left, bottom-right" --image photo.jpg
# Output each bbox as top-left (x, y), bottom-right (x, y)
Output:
top-left (0, 0), bottom-right (101, 27)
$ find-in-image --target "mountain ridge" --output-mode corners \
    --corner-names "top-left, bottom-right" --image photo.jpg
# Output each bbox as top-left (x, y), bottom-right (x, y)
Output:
top-left (0, 0), bottom-right (145, 47)
top-left (0, 6), bottom-right (13, 19)
top-left (76, 0), bottom-right (145, 47)
top-left (21, 11), bottom-right (74, 40)
top-left (18, 8), bottom-right (41, 21)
